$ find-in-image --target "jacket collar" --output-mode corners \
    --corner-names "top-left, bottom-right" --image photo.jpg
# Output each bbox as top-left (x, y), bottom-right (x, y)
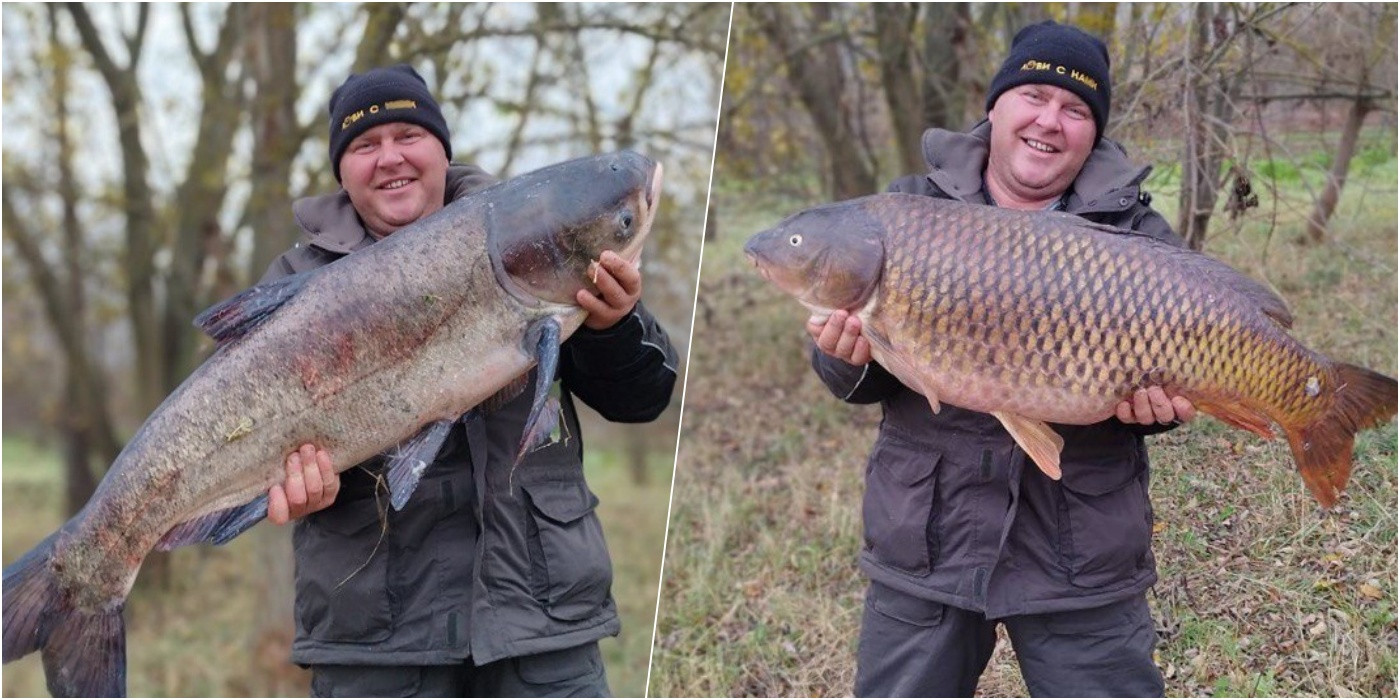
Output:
top-left (921, 120), bottom-right (1154, 213)
top-left (292, 164), bottom-right (490, 255)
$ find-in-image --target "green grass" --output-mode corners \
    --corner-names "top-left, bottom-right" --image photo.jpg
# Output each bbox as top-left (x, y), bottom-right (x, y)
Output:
top-left (1, 427), bottom-right (673, 698)
top-left (653, 134), bottom-right (1397, 696)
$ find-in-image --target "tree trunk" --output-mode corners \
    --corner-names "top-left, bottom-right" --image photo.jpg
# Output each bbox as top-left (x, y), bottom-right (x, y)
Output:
top-left (67, 3), bottom-right (164, 415)
top-left (872, 3), bottom-right (924, 176)
top-left (165, 4), bottom-right (245, 385)
top-left (246, 3), bottom-right (301, 281)
top-left (1305, 95), bottom-right (1373, 243)
top-left (1178, 3), bottom-right (1237, 251)
top-left (753, 5), bottom-right (878, 200)
top-left (921, 3), bottom-right (970, 131)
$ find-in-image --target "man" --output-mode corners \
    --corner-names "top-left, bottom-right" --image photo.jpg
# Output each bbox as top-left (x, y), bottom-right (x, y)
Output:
top-left (257, 65), bottom-right (677, 697)
top-left (809, 22), bottom-right (1194, 698)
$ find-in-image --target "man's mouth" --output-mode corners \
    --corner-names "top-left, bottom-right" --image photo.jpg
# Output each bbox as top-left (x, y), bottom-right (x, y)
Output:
top-left (379, 178), bottom-right (414, 191)
top-left (1022, 138), bottom-right (1060, 154)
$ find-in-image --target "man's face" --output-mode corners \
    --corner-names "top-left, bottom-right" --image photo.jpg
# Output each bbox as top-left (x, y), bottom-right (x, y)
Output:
top-left (339, 122), bottom-right (449, 237)
top-left (986, 84), bottom-right (1097, 207)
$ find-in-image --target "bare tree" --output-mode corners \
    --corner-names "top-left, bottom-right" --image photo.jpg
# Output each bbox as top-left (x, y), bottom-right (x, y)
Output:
top-left (751, 4), bottom-right (879, 200)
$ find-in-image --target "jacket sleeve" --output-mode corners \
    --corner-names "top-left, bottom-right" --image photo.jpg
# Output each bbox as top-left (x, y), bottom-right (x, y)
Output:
top-left (560, 301), bottom-right (678, 423)
top-left (810, 347), bottom-right (903, 404)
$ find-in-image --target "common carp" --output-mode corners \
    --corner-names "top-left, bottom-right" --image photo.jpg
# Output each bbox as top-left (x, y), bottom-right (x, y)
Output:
top-left (745, 193), bottom-right (1395, 506)
top-left (3, 151), bottom-right (663, 697)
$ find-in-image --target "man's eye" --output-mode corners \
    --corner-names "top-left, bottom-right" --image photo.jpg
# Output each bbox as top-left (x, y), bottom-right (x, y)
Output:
top-left (400, 131), bottom-right (423, 143)
top-left (352, 141), bottom-right (375, 153)
top-left (1066, 109), bottom-right (1089, 120)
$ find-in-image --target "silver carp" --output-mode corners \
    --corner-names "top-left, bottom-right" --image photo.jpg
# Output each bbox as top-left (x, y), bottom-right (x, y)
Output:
top-left (2, 151), bottom-right (663, 697)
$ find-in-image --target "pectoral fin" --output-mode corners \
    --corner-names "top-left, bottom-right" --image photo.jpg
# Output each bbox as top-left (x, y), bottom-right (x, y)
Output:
top-left (992, 411), bottom-right (1064, 480)
top-left (384, 419), bottom-right (455, 510)
top-left (517, 317), bottom-right (563, 463)
top-left (864, 327), bottom-right (941, 413)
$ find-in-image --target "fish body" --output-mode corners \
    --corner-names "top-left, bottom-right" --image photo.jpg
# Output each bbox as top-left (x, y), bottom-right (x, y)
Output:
top-left (745, 193), bottom-right (1395, 507)
top-left (3, 151), bottom-right (663, 697)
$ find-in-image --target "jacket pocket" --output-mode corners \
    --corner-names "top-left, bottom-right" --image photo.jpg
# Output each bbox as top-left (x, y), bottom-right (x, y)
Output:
top-left (294, 495), bottom-right (394, 642)
top-left (1056, 441), bottom-right (1152, 588)
top-left (521, 479), bottom-right (613, 621)
top-left (863, 433), bottom-right (942, 576)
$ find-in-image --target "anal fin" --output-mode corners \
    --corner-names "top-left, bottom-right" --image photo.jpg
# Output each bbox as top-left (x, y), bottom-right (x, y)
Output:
top-left (1190, 396), bottom-right (1275, 439)
top-left (384, 419), bottom-right (455, 511)
top-left (993, 411), bottom-right (1064, 480)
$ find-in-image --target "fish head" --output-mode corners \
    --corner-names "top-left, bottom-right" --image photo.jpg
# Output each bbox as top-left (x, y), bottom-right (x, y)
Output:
top-left (744, 200), bottom-right (886, 314)
top-left (490, 150), bottom-right (663, 305)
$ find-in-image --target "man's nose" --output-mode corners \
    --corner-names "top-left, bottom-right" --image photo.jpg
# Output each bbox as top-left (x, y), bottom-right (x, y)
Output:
top-left (378, 142), bottom-right (406, 167)
top-left (1033, 106), bottom-right (1059, 131)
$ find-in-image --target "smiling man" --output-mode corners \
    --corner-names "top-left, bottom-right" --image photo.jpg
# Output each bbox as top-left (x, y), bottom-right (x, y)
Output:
top-left (252, 64), bottom-right (677, 697)
top-left (809, 21), bottom-right (1190, 698)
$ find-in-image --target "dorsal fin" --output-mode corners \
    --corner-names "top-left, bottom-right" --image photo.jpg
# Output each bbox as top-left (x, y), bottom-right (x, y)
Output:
top-left (194, 271), bottom-right (314, 344)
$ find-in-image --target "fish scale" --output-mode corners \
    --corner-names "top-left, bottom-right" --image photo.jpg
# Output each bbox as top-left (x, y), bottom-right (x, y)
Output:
top-left (746, 192), bottom-right (1395, 508)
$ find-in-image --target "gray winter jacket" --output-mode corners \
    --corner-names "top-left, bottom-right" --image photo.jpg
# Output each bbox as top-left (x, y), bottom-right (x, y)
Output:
top-left (258, 164), bottom-right (678, 666)
top-left (812, 123), bottom-right (1184, 617)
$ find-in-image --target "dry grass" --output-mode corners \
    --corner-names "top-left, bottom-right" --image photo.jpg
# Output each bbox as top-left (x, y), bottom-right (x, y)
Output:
top-left (651, 148), bottom-right (1396, 697)
top-left (1, 425), bottom-right (673, 698)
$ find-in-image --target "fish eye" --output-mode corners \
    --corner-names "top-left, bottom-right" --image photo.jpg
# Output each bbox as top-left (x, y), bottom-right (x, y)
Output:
top-left (789, 234), bottom-right (803, 246)
top-left (616, 209), bottom-right (635, 237)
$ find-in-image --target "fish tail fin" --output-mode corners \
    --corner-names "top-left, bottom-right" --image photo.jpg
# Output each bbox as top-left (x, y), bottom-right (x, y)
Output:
top-left (3, 530), bottom-right (127, 697)
top-left (1284, 363), bottom-right (1397, 508)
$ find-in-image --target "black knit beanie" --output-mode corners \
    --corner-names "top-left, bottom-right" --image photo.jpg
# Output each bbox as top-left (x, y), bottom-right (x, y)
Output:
top-left (327, 64), bottom-right (452, 182)
top-left (984, 21), bottom-right (1112, 142)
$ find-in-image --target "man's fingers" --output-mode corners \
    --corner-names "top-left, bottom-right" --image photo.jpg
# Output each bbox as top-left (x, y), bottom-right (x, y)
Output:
top-left (575, 288), bottom-right (608, 316)
top-left (1171, 396), bottom-right (1197, 423)
top-left (285, 451), bottom-right (307, 507)
top-left (598, 251), bottom-right (642, 297)
top-left (833, 315), bottom-right (860, 360)
top-left (851, 337), bottom-right (873, 366)
top-left (316, 449), bottom-right (338, 503)
top-left (815, 310), bottom-right (848, 354)
top-left (1132, 389), bottom-right (1153, 424)
top-left (268, 485), bottom-right (290, 526)
top-left (1116, 399), bottom-right (1135, 424)
top-left (1147, 386), bottom-right (1175, 424)
top-left (591, 262), bottom-right (627, 305)
top-left (302, 449), bottom-right (325, 505)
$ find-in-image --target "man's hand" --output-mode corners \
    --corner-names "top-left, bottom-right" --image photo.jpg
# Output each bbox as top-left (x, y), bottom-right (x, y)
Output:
top-left (578, 250), bottom-right (641, 330)
top-left (268, 443), bottom-right (339, 525)
top-left (807, 309), bottom-right (872, 366)
top-left (1115, 386), bottom-right (1197, 426)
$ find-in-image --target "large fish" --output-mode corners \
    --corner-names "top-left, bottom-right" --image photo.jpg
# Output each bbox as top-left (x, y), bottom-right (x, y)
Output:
top-left (745, 193), bottom-right (1395, 506)
top-left (3, 151), bottom-right (663, 697)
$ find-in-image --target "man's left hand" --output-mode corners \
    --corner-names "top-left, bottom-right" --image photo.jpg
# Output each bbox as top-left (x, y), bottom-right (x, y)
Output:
top-left (1115, 386), bottom-right (1196, 425)
top-left (578, 250), bottom-right (641, 330)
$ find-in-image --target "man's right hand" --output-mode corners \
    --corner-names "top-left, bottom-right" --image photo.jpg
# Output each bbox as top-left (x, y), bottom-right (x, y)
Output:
top-left (807, 309), bottom-right (872, 366)
top-left (269, 443), bottom-right (339, 525)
